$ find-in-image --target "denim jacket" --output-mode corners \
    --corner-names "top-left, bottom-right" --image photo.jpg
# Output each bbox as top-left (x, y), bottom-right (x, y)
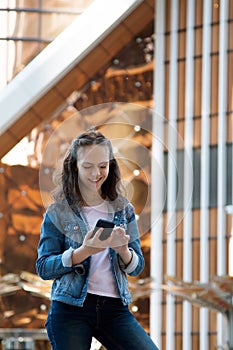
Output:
top-left (36, 197), bottom-right (145, 306)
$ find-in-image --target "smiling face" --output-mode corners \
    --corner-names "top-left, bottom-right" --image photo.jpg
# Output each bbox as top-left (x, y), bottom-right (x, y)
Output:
top-left (77, 144), bottom-right (110, 203)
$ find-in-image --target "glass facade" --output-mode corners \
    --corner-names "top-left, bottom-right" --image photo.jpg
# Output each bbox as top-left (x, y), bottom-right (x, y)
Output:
top-left (0, 0), bottom-right (93, 90)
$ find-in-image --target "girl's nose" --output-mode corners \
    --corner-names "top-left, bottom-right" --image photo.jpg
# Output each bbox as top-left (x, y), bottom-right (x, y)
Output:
top-left (91, 166), bottom-right (100, 176)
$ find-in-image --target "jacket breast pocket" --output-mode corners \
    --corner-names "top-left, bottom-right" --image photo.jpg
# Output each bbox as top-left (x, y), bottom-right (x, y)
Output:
top-left (63, 221), bottom-right (83, 245)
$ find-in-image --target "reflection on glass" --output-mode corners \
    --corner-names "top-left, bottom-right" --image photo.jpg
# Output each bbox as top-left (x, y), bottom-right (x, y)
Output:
top-left (0, 1), bottom-right (94, 89)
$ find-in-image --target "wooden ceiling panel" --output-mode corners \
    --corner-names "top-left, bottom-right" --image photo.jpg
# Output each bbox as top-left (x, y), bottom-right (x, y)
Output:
top-left (9, 111), bottom-right (42, 137)
top-left (100, 25), bottom-right (134, 55)
top-left (0, 110), bottom-right (42, 156)
top-left (32, 89), bottom-right (66, 117)
top-left (55, 67), bottom-right (88, 96)
top-left (123, 0), bottom-right (154, 34)
top-left (0, 131), bottom-right (20, 157)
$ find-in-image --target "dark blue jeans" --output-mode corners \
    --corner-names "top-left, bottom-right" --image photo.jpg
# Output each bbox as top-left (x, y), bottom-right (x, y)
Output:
top-left (46, 294), bottom-right (159, 350)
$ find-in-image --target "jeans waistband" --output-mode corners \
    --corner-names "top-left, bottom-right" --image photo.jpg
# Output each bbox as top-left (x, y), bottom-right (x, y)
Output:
top-left (86, 293), bottom-right (122, 304)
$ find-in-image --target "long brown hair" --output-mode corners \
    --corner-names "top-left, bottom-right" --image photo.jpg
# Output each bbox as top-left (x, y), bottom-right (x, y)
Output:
top-left (52, 130), bottom-right (122, 205)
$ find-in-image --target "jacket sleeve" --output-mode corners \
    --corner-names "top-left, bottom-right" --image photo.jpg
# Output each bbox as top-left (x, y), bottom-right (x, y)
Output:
top-left (118, 203), bottom-right (145, 276)
top-left (36, 211), bottom-right (73, 280)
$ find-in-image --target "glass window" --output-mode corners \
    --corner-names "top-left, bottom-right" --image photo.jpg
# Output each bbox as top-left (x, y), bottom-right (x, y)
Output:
top-left (163, 143), bottom-right (233, 211)
top-left (0, 1), bottom-right (94, 88)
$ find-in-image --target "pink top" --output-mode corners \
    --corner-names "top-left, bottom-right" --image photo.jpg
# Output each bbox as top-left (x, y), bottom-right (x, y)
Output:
top-left (83, 202), bottom-right (120, 298)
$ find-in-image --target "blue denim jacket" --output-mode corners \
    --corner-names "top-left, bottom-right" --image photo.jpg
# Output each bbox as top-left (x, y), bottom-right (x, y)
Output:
top-left (36, 197), bottom-right (145, 306)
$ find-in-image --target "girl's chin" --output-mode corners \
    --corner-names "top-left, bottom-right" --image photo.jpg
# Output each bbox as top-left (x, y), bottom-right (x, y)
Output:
top-left (88, 181), bottom-right (102, 190)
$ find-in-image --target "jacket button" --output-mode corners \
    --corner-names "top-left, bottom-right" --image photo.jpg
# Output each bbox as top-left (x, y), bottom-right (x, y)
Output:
top-left (74, 226), bottom-right (78, 230)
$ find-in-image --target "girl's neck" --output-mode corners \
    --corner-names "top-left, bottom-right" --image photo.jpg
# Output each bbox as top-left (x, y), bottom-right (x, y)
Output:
top-left (82, 193), bottom-right (106, 207)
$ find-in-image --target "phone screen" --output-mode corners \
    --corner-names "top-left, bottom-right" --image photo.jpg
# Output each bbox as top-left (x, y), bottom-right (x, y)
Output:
top-left (92, 219), bottom-right (115, 241)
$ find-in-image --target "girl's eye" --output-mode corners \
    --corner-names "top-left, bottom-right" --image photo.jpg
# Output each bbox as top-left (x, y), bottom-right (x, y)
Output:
top-left (100, 163), bottom-right (109, 168)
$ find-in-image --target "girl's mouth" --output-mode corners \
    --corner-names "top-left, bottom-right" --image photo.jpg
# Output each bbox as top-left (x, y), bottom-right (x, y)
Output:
top-left (89, 178), bottom-right (102, 185)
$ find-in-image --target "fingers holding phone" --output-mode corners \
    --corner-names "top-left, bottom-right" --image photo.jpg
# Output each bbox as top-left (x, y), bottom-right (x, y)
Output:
top-left (84, 219), bottom-right (114, 249)
top-left (86, 219), bottom-right (129, 249)
top-left (83, 228), bottom-right (106, 252)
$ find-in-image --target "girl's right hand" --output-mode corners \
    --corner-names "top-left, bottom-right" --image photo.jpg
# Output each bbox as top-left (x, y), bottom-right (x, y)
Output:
top-left (83, 228), bottom-right (107, 252)
top-left (71, 228), bottom-right (106, 265)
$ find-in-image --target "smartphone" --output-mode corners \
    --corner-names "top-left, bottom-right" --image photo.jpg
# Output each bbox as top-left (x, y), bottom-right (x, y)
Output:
top-left (92, 219), bottom-right (115, 241)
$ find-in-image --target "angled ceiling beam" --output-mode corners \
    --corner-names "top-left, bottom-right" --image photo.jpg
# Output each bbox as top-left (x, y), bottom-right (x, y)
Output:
top-left (0, 0), bottom-right (154, 159)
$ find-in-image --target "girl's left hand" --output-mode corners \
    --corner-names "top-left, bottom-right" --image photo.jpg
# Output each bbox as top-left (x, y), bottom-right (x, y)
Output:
top-left (108, 225), bottom-right (130, 252)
